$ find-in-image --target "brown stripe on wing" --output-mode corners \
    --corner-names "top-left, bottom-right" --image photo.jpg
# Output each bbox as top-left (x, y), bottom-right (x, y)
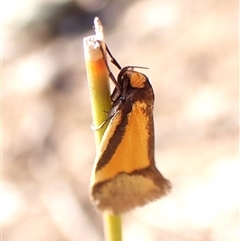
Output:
top-left (93, 165), bottom-right (171, 196)
top-left (95, 102), bottom-right (132, 171)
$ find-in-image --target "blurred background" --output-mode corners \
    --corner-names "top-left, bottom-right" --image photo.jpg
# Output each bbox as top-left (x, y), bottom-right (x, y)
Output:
top-left (2, 0), bottom-right (239, 240)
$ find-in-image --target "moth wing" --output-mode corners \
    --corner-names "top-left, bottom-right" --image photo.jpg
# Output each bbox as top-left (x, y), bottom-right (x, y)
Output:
top-left (90, 101), bottom-right (171, 214)
top-left (92, 101), bottom-right (152, 184)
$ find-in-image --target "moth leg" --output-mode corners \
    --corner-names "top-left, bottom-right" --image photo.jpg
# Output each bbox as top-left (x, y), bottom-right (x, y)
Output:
top-left (91, 120), bottom-right (108, 130)
top-left (97, 41), bottom-right (122, 92)
top-left (105, 45), bottom-right (121, 70)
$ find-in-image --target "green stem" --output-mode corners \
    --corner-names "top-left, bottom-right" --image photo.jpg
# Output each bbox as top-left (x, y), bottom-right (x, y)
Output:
top-left (83, 28), bottom-right (122, 241)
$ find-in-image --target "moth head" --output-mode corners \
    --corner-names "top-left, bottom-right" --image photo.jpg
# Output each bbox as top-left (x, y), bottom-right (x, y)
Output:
top-left (111, 66), bottom-right (149, 102)
top-left (118, 66), bottom-right (148, 88)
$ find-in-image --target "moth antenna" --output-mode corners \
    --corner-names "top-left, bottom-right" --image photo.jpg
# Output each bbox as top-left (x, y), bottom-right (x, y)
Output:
top-left (128, 66), bottom-right (149, 70)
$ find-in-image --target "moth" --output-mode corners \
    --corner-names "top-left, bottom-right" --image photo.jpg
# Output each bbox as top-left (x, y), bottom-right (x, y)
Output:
top-left (90, 43), bottom-right (171, 214)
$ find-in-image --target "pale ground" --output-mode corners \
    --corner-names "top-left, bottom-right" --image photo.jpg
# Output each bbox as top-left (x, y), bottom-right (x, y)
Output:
top-left (2, 0), bottom-right (239, 241)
